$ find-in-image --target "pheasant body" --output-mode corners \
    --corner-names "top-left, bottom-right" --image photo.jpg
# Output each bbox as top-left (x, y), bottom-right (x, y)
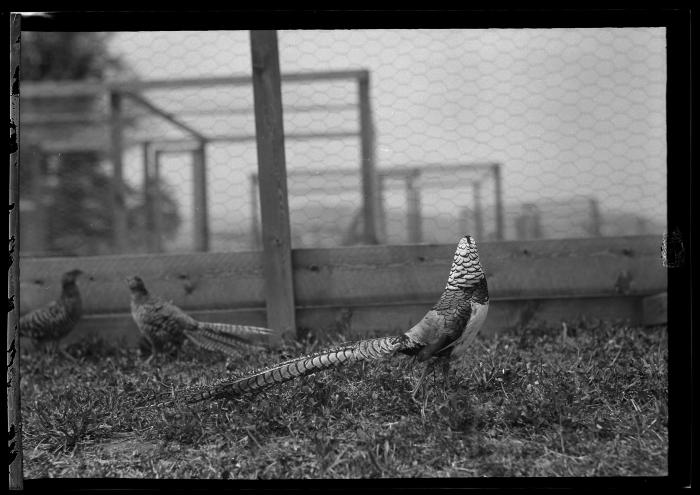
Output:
top-left (132, 236), bottom-right (488, 408)
top-left (19, 269), bottom-right (84, 345)
top-left (130, 294), bottom-right (191, 356)
top-left (127, 276), bottom-right (276, 361)
top-left (402, 238), bottom-right (489, 363)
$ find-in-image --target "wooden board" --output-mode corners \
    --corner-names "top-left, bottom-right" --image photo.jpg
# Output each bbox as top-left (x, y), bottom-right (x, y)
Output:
top-left (642, 292), bottom-right (667, 326)
top-left (47, 295), bottom-right (646, 350)
top-left (19, 236), bottom-right (667, 317)
top-left (293, 235), bottom-right (667, 305)
top-left (19, 251), bottom-right (266, 315)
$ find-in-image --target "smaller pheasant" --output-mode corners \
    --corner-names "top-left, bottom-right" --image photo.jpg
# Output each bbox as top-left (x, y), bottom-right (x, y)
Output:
top-left (20, 269), bottom-right (84, 359)
top-left (126, 275), bottom-right (276, 364)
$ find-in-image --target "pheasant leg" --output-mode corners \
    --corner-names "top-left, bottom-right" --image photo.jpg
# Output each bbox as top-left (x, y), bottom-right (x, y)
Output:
top-left (411, 361), bottom-right (434, 400)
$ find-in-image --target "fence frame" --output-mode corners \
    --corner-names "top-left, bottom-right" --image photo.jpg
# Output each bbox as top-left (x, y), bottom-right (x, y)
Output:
top-left (256, 162), bottom-right (503, 246)
top-left (22, 69), bottom-right (379, 254)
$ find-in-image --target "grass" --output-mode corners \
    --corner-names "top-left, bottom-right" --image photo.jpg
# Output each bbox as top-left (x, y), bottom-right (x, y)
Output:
top-left (19, 319), bottom-right (667, 479)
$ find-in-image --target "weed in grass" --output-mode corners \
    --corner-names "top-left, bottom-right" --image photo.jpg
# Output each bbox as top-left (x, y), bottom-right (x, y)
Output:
top-left (27, 386), bottom-right (101, 453)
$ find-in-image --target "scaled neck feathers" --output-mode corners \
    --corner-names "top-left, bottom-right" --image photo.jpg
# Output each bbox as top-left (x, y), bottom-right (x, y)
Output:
top-left (444, 236), bottom-right (486, 292)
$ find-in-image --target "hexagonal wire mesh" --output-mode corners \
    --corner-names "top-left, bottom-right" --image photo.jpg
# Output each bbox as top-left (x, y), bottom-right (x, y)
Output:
top-left (20, 28), bottom-right (666, 256)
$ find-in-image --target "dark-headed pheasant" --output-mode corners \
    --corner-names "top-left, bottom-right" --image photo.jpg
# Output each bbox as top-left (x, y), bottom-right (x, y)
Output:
top-left (20, 269), bottom-right (84, 358)
top-left (132, 235), bottom-right (488, 407)
top-left (126, 275), bottom-right (277, 364)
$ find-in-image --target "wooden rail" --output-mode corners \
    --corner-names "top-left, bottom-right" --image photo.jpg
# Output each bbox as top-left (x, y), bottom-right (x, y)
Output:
top-left (21, 104), bottom-right (359, 125)
top-left (47, 295), bottom-right (647, 349)
top-left (19, 236), bottom-right (667, 346)
top-left (21, 70), bottom-right (372, 98)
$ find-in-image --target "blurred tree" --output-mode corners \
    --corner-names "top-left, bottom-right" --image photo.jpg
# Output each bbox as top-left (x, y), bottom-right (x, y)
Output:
top-left (20, 32), bottom-right (180, 255)
top-left (22, 32), bottom-right (125, 81)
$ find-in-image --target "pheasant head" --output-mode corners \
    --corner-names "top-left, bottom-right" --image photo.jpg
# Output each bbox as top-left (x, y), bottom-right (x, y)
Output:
top-left (61, 269), bottom-right (84, 286)
top-left (126, 275), bottom-right (150, 302)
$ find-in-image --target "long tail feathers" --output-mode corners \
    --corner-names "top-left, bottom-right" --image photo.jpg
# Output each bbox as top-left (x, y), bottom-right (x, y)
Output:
top-left (197, 321), bottom-right (276, 340)
top-left (185, 321), bottom-right (276, 356)
top-left (131, 334), bottom-right (421, 409)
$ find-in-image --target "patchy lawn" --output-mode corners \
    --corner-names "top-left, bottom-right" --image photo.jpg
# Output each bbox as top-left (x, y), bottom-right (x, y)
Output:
top-left (19, 320), bottom-right (667, 478)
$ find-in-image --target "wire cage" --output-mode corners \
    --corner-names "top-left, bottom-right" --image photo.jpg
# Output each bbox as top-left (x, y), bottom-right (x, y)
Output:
top-left (19, 27), bottom-right (666, 257)
top-left (251, 162), bottom-right (505, 248)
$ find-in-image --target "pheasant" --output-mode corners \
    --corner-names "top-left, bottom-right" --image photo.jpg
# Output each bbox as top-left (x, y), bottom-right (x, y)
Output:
top-left (132, 235), bottom-right (488, 407)
top-left (126, 275), bottom-right (277, 364)
top-left (20, 268), bottom-right (84, 359)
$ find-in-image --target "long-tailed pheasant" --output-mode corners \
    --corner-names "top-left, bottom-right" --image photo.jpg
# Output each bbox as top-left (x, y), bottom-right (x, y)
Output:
top-left (20, 268), bottom-right (84, 357)
top-left (133, 235), bottom-right (488, 407)
top-left (126, 275), bottom-right (277, 364)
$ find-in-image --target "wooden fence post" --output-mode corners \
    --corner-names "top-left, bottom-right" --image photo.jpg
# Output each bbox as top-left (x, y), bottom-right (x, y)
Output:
top-left (142, 141), bottom-right (157, 252)
top-left (406, 169), bottom-right (422, 243)
top-left (26, 148), bottom-right (49, 253)
top-left (192, 142), bottom-right (209, 252)
top-left (472, 181), bottom-right (484, 242)
top-left (492, 163), bottom-right (504, 240)
top-left (358, 72), bottom-right (379, 244)
top-left (109, 91), bottom-right (128, 253)
top-left (588, 197), bottom-right (602, 236)
top-left (250, 30), bottom-right (296, 341)
top-left (9, 12), bottom-right (24, 490)
top-left (249, 173), bottom-right (261, 250)
top-left (153, 150), bottom-right (164, 253)
top-left (377, 173), bottom-right (387, 242)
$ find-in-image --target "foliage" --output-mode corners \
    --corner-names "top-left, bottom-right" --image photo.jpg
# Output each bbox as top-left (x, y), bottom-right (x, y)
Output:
top-left (22, 32), bottom-right (125, 82)
top-left (22, 31), bottom-right (124, 81)
top-left (20, 32), bottom-right (181, 255)
top-left (23, 151), bottom-right (180, 255)
top-left (21, 322), bottom-right (667, 478)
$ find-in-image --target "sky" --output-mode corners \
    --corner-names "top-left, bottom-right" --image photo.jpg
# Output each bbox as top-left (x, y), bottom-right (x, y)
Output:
top-left (106, 28), bottom-right (667, 247)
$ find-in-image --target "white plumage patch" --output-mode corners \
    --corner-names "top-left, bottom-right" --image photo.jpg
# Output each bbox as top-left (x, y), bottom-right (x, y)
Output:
top-left (445, 236), bottom-right (484, 291)
top-left (451, 301), bottom-right (489, 365)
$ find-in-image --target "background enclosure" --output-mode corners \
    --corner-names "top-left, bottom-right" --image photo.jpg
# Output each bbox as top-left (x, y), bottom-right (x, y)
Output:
top-left (17, 26), bottom-right (668, 343)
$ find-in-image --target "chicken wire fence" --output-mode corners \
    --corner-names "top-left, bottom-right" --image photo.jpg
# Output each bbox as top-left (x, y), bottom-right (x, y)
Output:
top-left (20, 28), bottom-right (667, 257)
